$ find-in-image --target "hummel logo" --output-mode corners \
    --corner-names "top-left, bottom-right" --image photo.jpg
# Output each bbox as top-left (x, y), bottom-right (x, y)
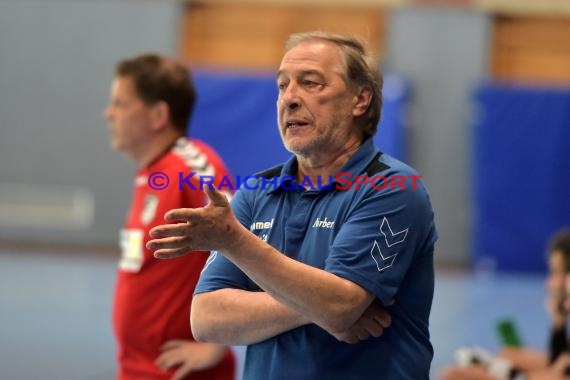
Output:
top-left (312, 217), bottom-right (335, 229)
top-left (250, 219), bottom-right (274, 231)
top-left (370, 217), bottom-right (408, 272)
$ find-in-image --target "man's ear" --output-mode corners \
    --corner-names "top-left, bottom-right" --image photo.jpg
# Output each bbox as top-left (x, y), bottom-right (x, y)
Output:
top-left (149, 101), bottom-right (169, 131)
top-left (352, 86), bottom-right (373, 117)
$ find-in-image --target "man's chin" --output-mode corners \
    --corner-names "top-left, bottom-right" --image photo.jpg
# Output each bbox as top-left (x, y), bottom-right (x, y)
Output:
top-left (109, 138), bottom-right (122, 150)
top-left (284, 145), bottom-right (312, 158)
top-left (284, 136), bottom-right (322, 157)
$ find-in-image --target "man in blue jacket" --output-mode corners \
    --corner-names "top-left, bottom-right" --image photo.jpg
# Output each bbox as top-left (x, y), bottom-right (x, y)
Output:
top-left (148, 31), bottom-right (438, 380)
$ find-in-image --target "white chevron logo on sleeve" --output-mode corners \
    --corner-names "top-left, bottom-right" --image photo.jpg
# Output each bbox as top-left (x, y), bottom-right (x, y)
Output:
top-left (370, 240), bottom-right (397, 272)
top-left (369, 217), bottom-right (408, 271)
top-left (380, 217), bottom-right (408, 247)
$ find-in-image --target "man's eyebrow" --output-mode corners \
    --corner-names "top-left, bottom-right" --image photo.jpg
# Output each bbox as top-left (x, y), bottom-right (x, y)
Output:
top-left (276, 69), bottom-right (324, 80)
top-left (299, 70), bottom-right (323, 77)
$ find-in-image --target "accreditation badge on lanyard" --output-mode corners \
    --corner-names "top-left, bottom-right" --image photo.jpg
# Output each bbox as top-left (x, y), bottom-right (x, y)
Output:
top-left (118, 228), bottom-right (144, 272)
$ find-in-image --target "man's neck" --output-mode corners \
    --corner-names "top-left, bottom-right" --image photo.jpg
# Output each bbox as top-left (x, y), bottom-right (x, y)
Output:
top-left (296, 139), bottom-right (363, 185)
top-left (136, 129), bottom-right (183, 169)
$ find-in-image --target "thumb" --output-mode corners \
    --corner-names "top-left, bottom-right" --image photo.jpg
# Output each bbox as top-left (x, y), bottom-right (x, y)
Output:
top-left (204, 187), bottom-right (229, 207)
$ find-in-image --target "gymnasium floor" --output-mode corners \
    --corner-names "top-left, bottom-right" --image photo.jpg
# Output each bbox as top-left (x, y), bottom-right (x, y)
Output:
top-left (0, 247), bottom-right (549, 380)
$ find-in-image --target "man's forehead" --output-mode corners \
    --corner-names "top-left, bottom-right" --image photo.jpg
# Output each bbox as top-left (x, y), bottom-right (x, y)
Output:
top-left (112, 76), bottom-right (137, 95)
top-left (278, 41), bottom-right (344, 76)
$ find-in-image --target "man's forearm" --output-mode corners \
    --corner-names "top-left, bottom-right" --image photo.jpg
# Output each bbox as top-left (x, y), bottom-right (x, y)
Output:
top-left (191, 288), bottom-right (310, 345)
top-left (222, 228), bottom-right (374, 333)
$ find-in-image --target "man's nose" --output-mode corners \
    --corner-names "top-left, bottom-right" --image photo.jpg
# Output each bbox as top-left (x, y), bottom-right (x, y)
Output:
top-left (287, 101), bottom-right (300, 111)
top-left (281, 85), bottom-right (301, 110)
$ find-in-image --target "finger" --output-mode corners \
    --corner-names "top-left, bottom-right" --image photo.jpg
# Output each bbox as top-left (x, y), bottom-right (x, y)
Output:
top-left (367, 304), bottom-right (391, 328)
top-left (343, 337), bottom-right (358, 344)
top-left (171, 362), bottom-right (195, 380)
top-left (364, 323), bottom-right (384, 338)
top-left (374, 310), bottom-right (392, 328)
top-left (370, 326), bottom-right (384, 338)
top-left (354, 327), bottom-right (369, 341)
top-left (156, 351), bottom-right (180, 370)
top-left (154, 247), bottom-right (193, 260)
top-left (149, 223), bottom-right (192, 239)
top-left (335, 333), bottom-right (357, 344)
top-left (156, 352), bottom-right (166, 370)
top-left (147, 236), bottom-right (191, 251)
top-left (358, 317), bottom-right (384, 338)
top-left (344, 334), bottom-right (362, 344)
top-left (163, 208), bottom-right (198, 223)
top-left (161, 340), bottom-right (184, 351)
top-left (204, 187), bottom-right (230, 207)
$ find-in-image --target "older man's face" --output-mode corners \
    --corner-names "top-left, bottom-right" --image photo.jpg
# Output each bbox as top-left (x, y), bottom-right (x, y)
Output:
top-left (276, 40), bottom-right (365, 157)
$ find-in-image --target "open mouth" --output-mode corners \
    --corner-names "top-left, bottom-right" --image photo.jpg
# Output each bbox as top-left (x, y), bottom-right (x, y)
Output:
top-left (286, 121), bottom-right (310, 129)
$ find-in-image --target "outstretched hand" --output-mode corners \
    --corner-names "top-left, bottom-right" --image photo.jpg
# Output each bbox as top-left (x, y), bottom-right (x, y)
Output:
top-left (147, 188), bottom-right (241, 259)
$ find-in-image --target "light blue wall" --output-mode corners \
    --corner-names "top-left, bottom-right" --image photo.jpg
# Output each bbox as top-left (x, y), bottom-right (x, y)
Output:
top-left (0, 3), bottom-right (491, 265)
top-left (385, 7), bottom-right (491, 264)
top-left (0, 0), bottom-right (182, 245)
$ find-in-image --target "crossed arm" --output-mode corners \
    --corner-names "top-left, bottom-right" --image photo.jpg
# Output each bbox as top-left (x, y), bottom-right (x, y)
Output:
top-left (147, 188), bottom-right (391, 345)
top-left (191, 287), bottom-right (391, 346)
top-left (191, 289), bottom-right (309, 345)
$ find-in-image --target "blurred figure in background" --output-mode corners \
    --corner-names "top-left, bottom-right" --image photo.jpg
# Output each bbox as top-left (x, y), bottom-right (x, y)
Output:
top-left (440, 228), bottom-right (570, 380)
top-left (105, 53), bottom-right (235, 380)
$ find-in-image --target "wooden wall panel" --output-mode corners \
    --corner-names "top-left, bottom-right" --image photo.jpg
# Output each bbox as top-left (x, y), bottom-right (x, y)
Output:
top-left (180, 3), bottom-right (386, 70)
top-left (492, 16), bottom-right (570, 84)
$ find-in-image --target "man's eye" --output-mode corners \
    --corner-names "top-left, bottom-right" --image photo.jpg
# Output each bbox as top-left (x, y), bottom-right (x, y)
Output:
top-left (303, 80), bottom-right (321, 88)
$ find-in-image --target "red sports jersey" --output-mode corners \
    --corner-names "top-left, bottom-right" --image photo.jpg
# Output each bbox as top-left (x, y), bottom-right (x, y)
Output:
top-left (113, 137), bottom-right (235, 380)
